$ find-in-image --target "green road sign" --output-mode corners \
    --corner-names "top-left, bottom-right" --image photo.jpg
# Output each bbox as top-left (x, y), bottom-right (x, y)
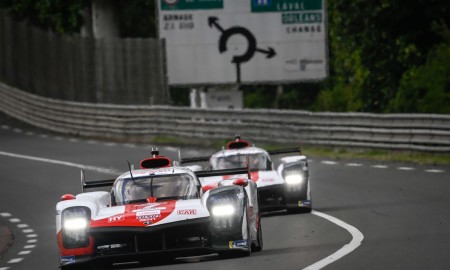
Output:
top-left (282, 12), bottom-right (322, 24)
top-left (252, 0), bottom-right (322, 13)
top-left (160, 0), bottom-right (223, 11)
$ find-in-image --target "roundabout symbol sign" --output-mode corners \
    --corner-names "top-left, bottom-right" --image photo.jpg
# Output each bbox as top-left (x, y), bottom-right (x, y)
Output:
top-left (208, 16), bottom-right (276, 83)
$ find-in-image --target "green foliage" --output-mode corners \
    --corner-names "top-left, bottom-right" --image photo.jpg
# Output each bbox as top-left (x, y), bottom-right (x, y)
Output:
top-left (242, 85), bottom-right (277, 108)
top-left (321, 0), bottom-right (450, 113)
top-left (276, 83), bottom-right (322, 110)
top-left (169, 87), bottom-right (190, 106)
top-left (0, 0), bottom-right (89, 34)
top-left (314, 47), bottom-right (366, 111)
top-left (115, 0), bottom-right (156, 38)
top-left (388, 44), bottom-right (450, 113)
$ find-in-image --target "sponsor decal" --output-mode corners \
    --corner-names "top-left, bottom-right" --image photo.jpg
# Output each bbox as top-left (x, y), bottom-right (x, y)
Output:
top-left (108, 215), bottom-right (124, 223)
top-left (136, 210), bottom-right (161, 216)
top-left (60, 256), bottom-right (75, 264)
top-left (229, 240), bottom-right (248, 249)
top-left (177, 209), bottom-right (197, 215)
top-left (91, 201), bottom-right (176, 228)
top-left (136, 209), bottom-right (162, 221)
top-left (262, 178), bottom-right (275, 182)
top-left (137, 215), bottom-right (161, 220)
top-left (56, 210), bottom-right (61, 215)
top-left (133, 203), bottom-right (167, 212)
top-left (298, 200), bottom-right (311, 207)
top-left (133, 202), bottom-right (175, 224)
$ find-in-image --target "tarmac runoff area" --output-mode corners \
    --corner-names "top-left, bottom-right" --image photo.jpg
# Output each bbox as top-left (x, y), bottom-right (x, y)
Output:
top-left (0, 223), bottom-right (13, 259)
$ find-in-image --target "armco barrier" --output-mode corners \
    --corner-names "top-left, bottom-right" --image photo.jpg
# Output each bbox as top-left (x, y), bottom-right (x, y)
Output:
top-left (1, 82), bottom-right (449, 152)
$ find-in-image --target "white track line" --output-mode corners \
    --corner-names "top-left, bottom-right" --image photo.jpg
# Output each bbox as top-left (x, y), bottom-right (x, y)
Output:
top-left (0, 151), bottom-right (121, 175)
top-left (303, 211), bottom-right (364, 270)
top-left (371, 165), bottom-right (388, 169)
top-left (398, 167), bottom-right (415, 171)
top-left (346, 163), bottom-right (362, 167)
top-left (321, 160), bottom-right (338, 165)
top-left (0, 213), bottom-right (36, 269)
top-left (7, 258), bottom-right (23, 264)
top-left (0, 150), bottom-right (122, 268)
top-left (426, 169), bottom-right (444, 173)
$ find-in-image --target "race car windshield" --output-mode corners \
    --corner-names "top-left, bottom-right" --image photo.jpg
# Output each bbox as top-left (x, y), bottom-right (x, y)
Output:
top-left (211, 153), bottom-right (268, 171)
top-left (114, 173), bottom-right (199, 205)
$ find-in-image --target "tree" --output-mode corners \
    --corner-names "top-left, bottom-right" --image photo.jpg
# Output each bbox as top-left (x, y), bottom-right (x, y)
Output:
top-left (317, 0), bottom-right (450, 113)
top-left (0, 0), bottom-right (90, 34)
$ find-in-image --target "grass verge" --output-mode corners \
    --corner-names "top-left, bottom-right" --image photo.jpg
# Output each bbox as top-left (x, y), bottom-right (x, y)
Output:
top-left (153, 136), bottom-right (450, 166)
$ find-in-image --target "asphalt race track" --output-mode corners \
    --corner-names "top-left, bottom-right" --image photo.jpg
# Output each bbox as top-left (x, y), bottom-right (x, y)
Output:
top-left (0, 121), bottom-right (449, 270)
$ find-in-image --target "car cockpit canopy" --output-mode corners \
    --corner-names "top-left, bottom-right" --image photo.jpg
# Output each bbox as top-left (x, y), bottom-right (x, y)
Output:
top-left (113, 173), bottom-right (199, 205)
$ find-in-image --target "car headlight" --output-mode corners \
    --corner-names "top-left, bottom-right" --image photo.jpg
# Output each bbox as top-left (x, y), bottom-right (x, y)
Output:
top-left (64, 218), bottom-right (88, 230)
top-left (211, 204), bottom-right (235, 216)
top-left (285, 174), bottom-right (304, 185)
top-left (62, 207), bottom-right (90, 248)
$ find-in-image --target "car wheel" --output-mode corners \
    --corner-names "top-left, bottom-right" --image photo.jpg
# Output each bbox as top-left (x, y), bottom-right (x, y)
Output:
top-left (252, 213), bottom-right (263, 252)
top-left (241, 212), bottom-right (252, 257)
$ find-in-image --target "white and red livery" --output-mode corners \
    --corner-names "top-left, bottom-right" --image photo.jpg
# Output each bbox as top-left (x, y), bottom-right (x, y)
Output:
top-left (182, 136), bottom-right (311, 212)
top-left (56, 150), bottom-right (262, 269)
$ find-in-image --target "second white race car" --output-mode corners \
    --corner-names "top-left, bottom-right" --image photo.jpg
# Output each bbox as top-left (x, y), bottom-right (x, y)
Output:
top-left (182, 136), bottom-right (311, 213)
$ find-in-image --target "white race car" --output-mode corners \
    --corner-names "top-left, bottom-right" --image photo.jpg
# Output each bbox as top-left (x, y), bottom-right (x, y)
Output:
top-left (182, 136), bottom-right (311, 213)
top-left (56, 150), bottom-right (262, 269)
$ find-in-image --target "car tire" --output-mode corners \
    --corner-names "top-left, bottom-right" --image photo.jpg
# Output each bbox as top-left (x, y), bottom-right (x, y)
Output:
top-left (252, 213), bottom-right (263, 252)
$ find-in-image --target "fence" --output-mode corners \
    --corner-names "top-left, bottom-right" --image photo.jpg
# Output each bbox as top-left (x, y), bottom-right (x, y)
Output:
top-left (1, 82), bottom-right (449, 152)
top-left (0, 11), bottom-right (168, 105)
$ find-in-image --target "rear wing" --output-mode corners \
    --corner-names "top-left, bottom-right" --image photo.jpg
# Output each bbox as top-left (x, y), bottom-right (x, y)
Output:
top-left (80, 170), bottom-right (115, 192)
top-left (180, 156), bottom-right (210, 164)
top-left (80, 166), bottom-right (251, 192)
top-left (181, 147), bottom-right (302, 165)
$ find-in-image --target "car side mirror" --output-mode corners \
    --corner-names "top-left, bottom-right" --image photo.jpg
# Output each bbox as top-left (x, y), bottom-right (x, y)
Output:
top-left (61, 194), bottom-right (76, 201)
top-left (233, 178), bottom-right (248, 187)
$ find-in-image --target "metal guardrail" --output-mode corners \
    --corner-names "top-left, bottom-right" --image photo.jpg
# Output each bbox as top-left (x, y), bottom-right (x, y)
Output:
top-left (1, 82), bottom-right (449, 152)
